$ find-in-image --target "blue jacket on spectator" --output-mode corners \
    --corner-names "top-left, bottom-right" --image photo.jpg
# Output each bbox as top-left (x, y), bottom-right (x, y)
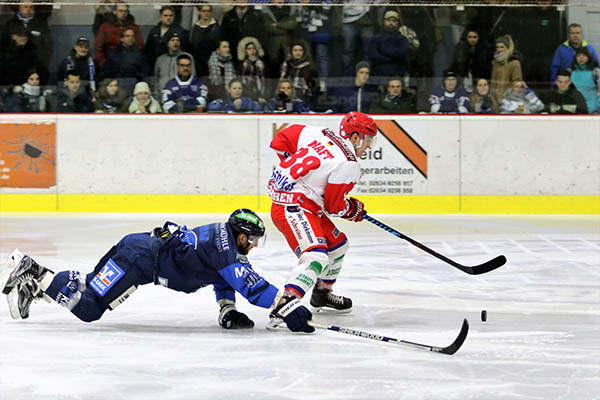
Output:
top-left (162, 75), bottom-right (208, 113)
top-left (551, 40), bottom-right (599, 82)
top-left (429, 85), bottom-right (470, 114)
top-left (368, 28), bottom-right (409, 78)
top-left (265, 96), bottom-right (310, 113)
top-left (334, 81), bottom-right (377, 114)
top-left (207, 96), bottom-right (262, 112)
top-left (104, 43), bottom-right (150, 82)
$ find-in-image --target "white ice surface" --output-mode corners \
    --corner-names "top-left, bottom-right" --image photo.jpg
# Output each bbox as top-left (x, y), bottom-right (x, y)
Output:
top-left (0, 214), bottom-right (598, 400)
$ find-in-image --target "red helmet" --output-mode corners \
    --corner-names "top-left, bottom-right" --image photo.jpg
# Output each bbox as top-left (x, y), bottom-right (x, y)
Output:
top-left (339, 111), bottom-right (377, 140)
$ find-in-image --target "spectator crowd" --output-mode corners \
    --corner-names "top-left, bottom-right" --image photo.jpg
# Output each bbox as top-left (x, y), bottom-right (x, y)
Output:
top-left (0, 0), bottom-right (598, 115)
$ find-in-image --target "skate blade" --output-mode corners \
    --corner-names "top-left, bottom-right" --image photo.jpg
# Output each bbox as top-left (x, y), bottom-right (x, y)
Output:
top-left (6, 287), bottom-right (22, 320)
top-left (311, 306), bottom-right (353, 314)
top-left (0, 249), bottom-right (25, 293)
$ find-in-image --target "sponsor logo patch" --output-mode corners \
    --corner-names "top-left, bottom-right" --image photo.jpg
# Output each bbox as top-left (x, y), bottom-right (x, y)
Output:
top-left (90, 258), bottom-right (124, 297)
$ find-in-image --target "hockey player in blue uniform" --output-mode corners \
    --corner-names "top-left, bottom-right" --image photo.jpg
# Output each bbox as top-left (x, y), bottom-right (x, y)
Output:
top-left (0, 209), bottom-right (314, 333)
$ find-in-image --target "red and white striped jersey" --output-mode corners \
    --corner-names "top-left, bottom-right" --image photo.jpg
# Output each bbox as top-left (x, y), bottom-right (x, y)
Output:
top-left (267, 124), bottom-right (359, 216)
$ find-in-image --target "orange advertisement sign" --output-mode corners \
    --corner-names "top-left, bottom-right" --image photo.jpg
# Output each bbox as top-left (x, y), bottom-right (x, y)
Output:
top-left (0, 123), bottom-right (56, 188)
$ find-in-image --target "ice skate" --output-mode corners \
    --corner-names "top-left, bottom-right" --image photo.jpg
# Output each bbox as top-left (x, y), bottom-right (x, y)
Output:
top-left (310, 287), bottom-right (353, 314)
top-left (2, 249), bottom-right (51, 319)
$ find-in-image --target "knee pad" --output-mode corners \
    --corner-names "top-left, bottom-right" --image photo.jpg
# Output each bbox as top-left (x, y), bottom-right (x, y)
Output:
top-left (285, 250), bottom-right (329, 297)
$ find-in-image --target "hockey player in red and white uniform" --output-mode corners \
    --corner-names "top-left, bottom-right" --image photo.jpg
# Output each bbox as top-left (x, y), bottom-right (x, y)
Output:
top-left (266, 111), bottom-right (377, 324)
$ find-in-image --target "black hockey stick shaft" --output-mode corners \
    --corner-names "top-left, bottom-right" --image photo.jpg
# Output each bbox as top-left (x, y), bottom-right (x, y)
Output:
top-left (363, 214), bottom-right (506, 275)
top-left (308, 318), bottom-right (469, 355)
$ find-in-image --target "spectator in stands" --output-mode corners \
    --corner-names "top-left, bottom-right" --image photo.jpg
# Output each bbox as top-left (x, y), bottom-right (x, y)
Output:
top-left (128, 81), bottom-right (162, 113)
top-left (5, 68), bottom-right (49, 112)
top-left (368, 77), bottom-right (416, 114)
top-left (544, 69), bottom-right (588, 114)
top-left (162, 53), bottom-right (208, 113)
top-left (551, 23), bottom-right (599, 83)
top-left (103, 28), bottom-right (150, 95)
top-left (429, 70), bottom-right (470, 114)
top-left (292, 0), bottom-right (332, 93)
top-left (500, 80), bottom-right (544, 114)
top-left (56, 70), bottom-right (95, 113)
top-left (220, 1), bottom-right (264, 62)
top-left (144, 6), bottom-right (189, 72)
top-left (280, 41), bottom-right (318, 103)
top-left (95, 2), bottom-right (143, 69)
top-left (264, 78), bottom-right (310, 113)
top-left (56, 36), bottom-right (98, 93)
top-left (341, 2), bottom-right (376, 76)
top-left (491, 35), bottom-right (523, 100)
top-left (92, 0), bottom-right (119, 36)
top-left (208, 40), bottom-right (236, 100)
top-left (207, 77), bottom-right (262, 113)
top-left (334, 61), bottom-right (376, 113)
top-left (367, 10), bottom-right (409, 86)
top-left (0, 24), bottom-right (46, 86)
top-left (238, 37), bottom-right (266, 105)
top-left (152, 32), bottom-right (196, 99)
top-left (190, 4), bottom-right (221, 79)
top-left (3, 0), bottom-right (52, 78)
top-left (569, 47), bottom-right (600, 114)
top-left (469, 78), bottom-right (500, 114)
top-left (450, 27), bottom-right (491, 93)
top-left (262, 0), bottom-right (297, 77)
top-left (94, 78), bottom-right (127, 113)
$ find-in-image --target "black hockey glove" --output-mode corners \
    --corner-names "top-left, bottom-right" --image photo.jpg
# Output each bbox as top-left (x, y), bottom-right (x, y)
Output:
top-left (271, 296), bottom-right (314, 333)
top-left (218, 304), bottom-right (254, 329)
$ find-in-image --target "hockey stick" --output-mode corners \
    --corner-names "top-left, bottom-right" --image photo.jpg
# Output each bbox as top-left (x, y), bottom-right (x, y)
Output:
top-left (363, 214), bottom-right (506, 275)
top-left (308, 318), bottom-right (469, 355)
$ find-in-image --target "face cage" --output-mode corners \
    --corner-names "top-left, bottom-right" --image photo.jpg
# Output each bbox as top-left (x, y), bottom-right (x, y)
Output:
top-left (248, 232), bottom-right (267, 248)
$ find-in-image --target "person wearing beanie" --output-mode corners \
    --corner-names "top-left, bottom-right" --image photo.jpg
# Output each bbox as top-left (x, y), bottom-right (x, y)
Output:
top-left (569, 46), bottom-right (600, 113)
top-left (429, 70), bottom-right (470, 113)
top-left (491, 34), bottom-right (523, 99)
top-left (128, 81), bottom-right (162, 113)
top-left (367, 8), bottom-right (409, 85)
top-left (334, 61), bottom-right (376, 113)
top-left (551, 23), bottom-right (599, 83)
top-left (152, 31), bottom-right (196, 99)
top-left (56, 36), bottom-right (98, 92)
top-left (144, 6), bottom-right (189, 72)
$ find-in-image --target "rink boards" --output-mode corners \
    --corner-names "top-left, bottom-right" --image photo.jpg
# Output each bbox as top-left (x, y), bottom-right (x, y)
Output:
top-left (0, 114), bottom-right (598, 214)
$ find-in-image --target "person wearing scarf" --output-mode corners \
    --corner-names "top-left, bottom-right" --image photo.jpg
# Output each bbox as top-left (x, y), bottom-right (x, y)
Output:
top-left (491, 35), bottom-right (523, 100)
top-left (208, 40), bottom-right (236, 100)
top-left (57, 36), bottom-right (97, 93)
top-left (94, 78), bottom-right (128, 113)
top-left (8, 69), bottom-right (47, 112)
top-left (280, 41), bottom-right (318, 102)
top-left (238, 37), bottom-right (266, 104)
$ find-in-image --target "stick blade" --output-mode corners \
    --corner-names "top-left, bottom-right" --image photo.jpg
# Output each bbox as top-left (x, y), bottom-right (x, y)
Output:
top-left (466, 255), bottom-right (507, 275)
top-left (437, 318), bottom-right (469, 355)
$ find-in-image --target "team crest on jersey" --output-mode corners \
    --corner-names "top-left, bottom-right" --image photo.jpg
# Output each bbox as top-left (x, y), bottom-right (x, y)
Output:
top-left (180, 229), bottom-right (198, 249)
top-left (90, 258), bottom-right (124, 296)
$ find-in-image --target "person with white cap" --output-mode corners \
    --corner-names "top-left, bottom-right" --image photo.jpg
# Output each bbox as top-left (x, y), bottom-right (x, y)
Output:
top-left (128, 81), bottom-right (162, 113)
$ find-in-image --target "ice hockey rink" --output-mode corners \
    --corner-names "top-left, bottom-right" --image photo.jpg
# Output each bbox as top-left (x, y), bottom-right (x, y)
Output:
top-left (0, 213), bottom-right (598, 400)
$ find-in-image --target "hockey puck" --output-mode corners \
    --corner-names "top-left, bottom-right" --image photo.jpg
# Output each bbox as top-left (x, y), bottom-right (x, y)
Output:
top-left (481, 310), bottom-right (487, 322)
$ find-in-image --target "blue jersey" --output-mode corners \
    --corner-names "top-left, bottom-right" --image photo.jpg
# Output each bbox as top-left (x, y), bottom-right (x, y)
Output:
top-left (149, 222), bottom-right (279, 308)
top-left (162, 75), bottom-right (208, 113)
